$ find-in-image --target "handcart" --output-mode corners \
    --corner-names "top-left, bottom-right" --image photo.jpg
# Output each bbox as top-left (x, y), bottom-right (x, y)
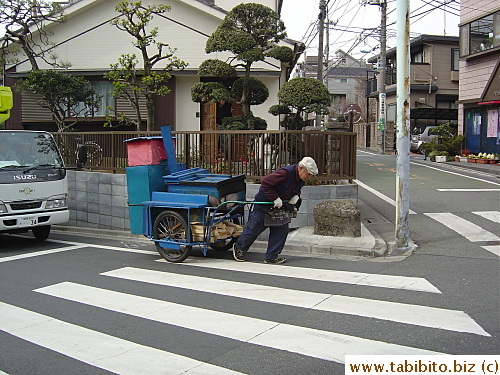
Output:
top-left (142, 194), bottom-right (270, 263)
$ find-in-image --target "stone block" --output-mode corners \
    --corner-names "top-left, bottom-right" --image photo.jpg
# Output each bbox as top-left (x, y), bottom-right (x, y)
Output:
top-left (98, 184), bottom-right (112, 195)
top-left (313, 199), bottom-right (361, 237)
top-left (98, 173), bottom-right (112, 184)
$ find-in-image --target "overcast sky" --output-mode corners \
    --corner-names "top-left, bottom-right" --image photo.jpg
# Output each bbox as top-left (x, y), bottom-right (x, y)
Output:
top-left (280, 0), bottom-right (460, 60)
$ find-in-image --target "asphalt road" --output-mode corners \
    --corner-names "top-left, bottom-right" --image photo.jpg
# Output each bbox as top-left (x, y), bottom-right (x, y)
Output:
top-left (0, 152), bottom-right (498, 374)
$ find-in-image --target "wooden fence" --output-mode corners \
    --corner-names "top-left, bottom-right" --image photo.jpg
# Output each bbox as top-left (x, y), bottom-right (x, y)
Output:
top-left (52, 130), bottom-right (357, 182)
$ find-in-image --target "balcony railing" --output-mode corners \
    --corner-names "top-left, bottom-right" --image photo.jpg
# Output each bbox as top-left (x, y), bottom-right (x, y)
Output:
top-left (52, 130), bottom-right (357, 182)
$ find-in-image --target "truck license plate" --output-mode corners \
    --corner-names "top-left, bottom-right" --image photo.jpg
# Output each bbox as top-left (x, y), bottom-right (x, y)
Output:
top-left (19, 216), bottom-right (38, 227)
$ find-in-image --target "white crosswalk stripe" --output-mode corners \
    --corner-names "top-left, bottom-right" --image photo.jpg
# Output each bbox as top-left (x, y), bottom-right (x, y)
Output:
top-left (164, 258), bottom-right (442, 293)
top-left (102, 266), bottom-right (488, 336)
top-left (424, 212), bottom-right (499, 243)
top-left (1, 251), bottom-right (492, 372)
top-left (0, 301), bottom-right (243, 375)
top-left (473, 211), bottom-right (500, 223)
top-left (34, 282), bottom-right (445, 363)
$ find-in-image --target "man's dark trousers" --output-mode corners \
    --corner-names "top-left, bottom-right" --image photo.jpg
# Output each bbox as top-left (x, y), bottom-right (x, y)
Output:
top-left (235, 205), bottom-right (289, 260)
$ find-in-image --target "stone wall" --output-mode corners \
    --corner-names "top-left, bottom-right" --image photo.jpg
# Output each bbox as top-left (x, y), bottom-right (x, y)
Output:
top-left (65, 171), bottom-right (358, 232)
top-left (66, 171), bottom-right (129, 230)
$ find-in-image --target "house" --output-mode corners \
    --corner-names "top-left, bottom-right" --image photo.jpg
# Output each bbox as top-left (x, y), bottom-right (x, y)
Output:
top-left (366, 35), bottom-right (460, 131)
top-left (2, 0), bottom-right (304, 132)
top-left (457, 2), bottom-right (499, 154)
top-left (295, 51), bottom-right (374, 120)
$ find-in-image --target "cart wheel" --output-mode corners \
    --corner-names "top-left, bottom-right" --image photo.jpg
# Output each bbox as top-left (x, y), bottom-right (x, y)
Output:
top-left (153, 210), bottom-right (192, 263)
top-left (209, 218), bottom-right (240, 251)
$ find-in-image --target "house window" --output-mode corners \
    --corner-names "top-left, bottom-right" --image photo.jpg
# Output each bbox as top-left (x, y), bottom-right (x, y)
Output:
top-left (411, 47), bottom-right (424, 63)
top-left (451, 48), bottom-right (459, 71)
top-left (70, 81), bottom-right (114, 117)
top-left (335, 78), bottom-right (348, 83)
top-left (340, 58), bottom-right (347, 65)
top-left (459, 11), bottom-right (499, 56)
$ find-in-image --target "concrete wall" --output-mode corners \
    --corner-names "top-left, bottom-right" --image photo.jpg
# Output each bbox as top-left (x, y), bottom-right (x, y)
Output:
top-left (65, 171), bottom-right (358, 232)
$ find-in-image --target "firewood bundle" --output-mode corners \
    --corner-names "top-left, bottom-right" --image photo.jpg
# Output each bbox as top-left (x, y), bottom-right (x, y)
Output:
top-left (190, 221), bottom-right (244, 242)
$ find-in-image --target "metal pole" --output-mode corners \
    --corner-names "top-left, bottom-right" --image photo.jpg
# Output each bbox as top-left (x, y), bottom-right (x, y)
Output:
top-left (377, 0), bottom-right (387, 153)
top-left (395, 0), bottom-right (410, 248)
top-left (316, 0), bottom-right (326, 127)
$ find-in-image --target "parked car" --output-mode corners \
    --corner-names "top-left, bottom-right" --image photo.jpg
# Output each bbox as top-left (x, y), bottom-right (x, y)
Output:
top-left (410, 125), bottom-right (438, 153)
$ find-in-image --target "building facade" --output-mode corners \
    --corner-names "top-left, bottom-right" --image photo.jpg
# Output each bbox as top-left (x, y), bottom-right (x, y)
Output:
top-left (2, 0), bottom-right (302, 132)
top-left (366, 35), bottom-right (459, 131)
top-left (458, 2), bottom-right (499, 154)
top-left (296, 51), bottom-right (373, 121)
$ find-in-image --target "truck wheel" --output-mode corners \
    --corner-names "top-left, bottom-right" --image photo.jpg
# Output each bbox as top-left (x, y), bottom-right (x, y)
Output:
top-left (209, 218), bottom-right (240, 251)
top-left (153, 210), bottom-right (191, 263)
top-left (32, 225), bottom-right (51, 240)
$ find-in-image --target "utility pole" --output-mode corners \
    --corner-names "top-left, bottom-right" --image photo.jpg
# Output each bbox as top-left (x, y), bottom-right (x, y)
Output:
top-left (378, 0), bottom-right (387, 154)
top-left (395, 0), bottom-right (410, 248)
top-left (316, 0), bottom-right (326, 127)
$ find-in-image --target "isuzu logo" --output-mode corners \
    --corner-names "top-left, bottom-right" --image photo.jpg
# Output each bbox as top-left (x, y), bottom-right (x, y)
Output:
top-left (13, 174), bottom-right (36, 180)
top-left (19, 187), bottom-right (34, 195)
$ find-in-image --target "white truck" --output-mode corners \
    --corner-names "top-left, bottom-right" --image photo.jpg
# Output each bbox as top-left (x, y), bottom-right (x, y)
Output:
top-left (0, 87), bottom-right (70, 240)
top-left (0, 130), bottom-right (70, 240)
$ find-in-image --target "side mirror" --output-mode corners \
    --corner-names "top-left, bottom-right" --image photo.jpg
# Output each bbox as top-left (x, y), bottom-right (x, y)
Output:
top-left (76, 144), bottom-right (88, 170)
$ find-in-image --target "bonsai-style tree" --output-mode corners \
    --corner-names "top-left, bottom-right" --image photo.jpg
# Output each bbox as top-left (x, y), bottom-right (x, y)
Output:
top-left (0, 0), bottom-right (67, 70)
top-left (19, 70), bottom-right (101, 132)
top-left (269, 77), bottom-right (331, 129)
top-left (105, 1), bottom-right (187, 131)
top-left (192, 3), bottom-right (294, 129)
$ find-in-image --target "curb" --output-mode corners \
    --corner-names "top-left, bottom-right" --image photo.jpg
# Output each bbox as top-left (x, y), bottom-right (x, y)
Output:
top-left (54, 222), bottom-right (389, 259)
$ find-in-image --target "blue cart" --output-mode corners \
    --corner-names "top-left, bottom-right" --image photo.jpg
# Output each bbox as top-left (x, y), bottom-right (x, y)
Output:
top-left (126, 126), bottom-right (260, 263)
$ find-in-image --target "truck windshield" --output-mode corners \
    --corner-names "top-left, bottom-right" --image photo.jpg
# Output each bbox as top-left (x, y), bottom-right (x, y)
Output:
top-left (0, 132), bottom-right (64, 169)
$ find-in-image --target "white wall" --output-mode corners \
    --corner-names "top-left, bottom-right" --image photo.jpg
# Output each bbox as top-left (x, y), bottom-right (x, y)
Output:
top-left (175, 76), bottom-right (203, 131)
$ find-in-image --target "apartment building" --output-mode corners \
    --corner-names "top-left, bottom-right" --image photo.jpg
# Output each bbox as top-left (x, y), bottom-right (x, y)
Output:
top-left (458, 2), bottom-right (499, 154)
top-left (366, 35), bottom-right (459, 130)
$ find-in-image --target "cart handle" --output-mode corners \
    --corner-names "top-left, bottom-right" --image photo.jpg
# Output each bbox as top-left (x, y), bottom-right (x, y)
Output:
top-left (215, 200), bottom-right (289, 209)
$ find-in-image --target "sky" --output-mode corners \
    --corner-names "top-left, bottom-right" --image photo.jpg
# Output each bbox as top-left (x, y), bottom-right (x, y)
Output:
top-left (280, 0), bottom-right (460, 61)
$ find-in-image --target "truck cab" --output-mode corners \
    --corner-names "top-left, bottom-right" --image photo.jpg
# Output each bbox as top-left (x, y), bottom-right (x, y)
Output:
top-left (0, 130), bottom-right (69, 240)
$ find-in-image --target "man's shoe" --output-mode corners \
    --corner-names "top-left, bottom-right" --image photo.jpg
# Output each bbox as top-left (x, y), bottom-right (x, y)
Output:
top-left (232, 244), bottom-right (245, 262)
top-left (264, 257), bottom-right (286, 264)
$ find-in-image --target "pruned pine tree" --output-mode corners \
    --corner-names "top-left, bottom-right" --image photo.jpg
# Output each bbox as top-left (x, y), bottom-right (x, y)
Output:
top-left (193, 3), bottom-right (294, 130)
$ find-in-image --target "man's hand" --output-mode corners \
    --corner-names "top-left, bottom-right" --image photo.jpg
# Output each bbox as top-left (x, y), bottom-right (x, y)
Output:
top-left (289, 195), bottom-right (299, 205)
top-left (273, 197), bottom-right (283, 208)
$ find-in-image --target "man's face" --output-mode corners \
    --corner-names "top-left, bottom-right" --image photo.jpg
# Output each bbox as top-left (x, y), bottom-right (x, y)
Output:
top-left (298, 166), bottom-right (313, 181)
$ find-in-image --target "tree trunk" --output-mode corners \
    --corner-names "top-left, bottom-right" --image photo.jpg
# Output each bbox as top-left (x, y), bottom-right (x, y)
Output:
top-left (242, 65), bottom-right (253, 130)
top-left (146, 93), bottom-right (155, 131)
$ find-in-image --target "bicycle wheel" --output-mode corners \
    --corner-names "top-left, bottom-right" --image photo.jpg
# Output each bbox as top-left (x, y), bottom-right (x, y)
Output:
top-left (83, 141), bottom-right (103, 167)
top-left (153, 210), bottom-right (192, 263)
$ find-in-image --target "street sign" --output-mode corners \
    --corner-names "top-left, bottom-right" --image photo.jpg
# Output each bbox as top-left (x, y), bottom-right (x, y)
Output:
top-left (343, 103), bottom-right (362, 123)
top-left (379, 93), bottom-right (386, 131)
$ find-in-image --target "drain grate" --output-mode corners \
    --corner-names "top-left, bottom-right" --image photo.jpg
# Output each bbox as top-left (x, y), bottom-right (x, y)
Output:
top-left (363, 217), bottom-right (390, 224)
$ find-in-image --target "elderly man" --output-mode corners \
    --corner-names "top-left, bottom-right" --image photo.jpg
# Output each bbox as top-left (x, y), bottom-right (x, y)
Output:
top-left (233, 156), bottom-right (318, 264)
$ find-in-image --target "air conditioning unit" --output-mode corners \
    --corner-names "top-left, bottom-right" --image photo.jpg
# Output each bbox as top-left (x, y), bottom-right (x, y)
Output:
top-left (418, 98), bottom-right (426, 104)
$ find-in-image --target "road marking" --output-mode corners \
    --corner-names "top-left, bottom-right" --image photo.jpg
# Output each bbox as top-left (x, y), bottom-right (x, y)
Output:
top-left (437, 189), bottom-right (500, 192)
top-left (481, 246), bottom-right (500, 257)
top-left (354, 179), bottom-right (417, 215)
top-left (0, 301), bottom-right (242, 375)
top-left (473, 211), bottom-right (500, 223)
top-left (424, 213), bottom-right (499, 242)
top-left (47, 239), bottom-right (157, 255)
top-left (101, 267), bottom-right (487, 336)
top-left (410, 162), bottom-right (500, 186)
top-left (35, 282), bottom-right (445, 363)
top-left (166, 258), bottom-right (441, 293)
top-left (0, 245), bottom-right (85, 263)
